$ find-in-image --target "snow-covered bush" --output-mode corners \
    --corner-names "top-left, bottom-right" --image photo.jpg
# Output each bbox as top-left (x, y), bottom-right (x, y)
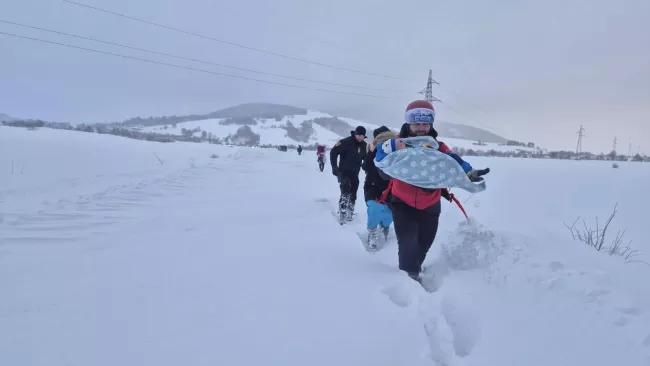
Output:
top-left (564, 203), bottom-right (643, 263)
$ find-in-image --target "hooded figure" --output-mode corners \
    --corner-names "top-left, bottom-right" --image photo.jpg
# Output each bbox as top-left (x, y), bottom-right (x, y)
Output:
top-left (361, 125), bottom-right (398, 249)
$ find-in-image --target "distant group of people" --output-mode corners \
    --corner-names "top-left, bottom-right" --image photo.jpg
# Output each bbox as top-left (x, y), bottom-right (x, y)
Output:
top-left (328, 100), bottom-right (490, 282)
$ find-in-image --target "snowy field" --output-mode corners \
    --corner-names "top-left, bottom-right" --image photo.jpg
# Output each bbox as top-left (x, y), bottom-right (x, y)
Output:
top-left (2, 126), bottom-right (650, 366)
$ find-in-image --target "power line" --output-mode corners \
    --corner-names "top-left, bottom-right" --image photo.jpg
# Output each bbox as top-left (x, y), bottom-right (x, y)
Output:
top-left (62, 0), bottom-right (416, 81)
top-left (0, 19), bottom-right (406, 94)
top-left (439, 101), bottom-right (501, 133)
top-left (62, 0), bottom-right (504, 133)
top-left (417, 70), bottom-right (502, 133)
top-left (437, 85), bottom-right (494, 117)
top-left (418, 71), bottom-right (504, 135)
top-left (422, 69), bottom-right (499, 123)
top-left (61, 0), bottom-right (507, 132)
top-left (0, 31), bottom-right (407, 100)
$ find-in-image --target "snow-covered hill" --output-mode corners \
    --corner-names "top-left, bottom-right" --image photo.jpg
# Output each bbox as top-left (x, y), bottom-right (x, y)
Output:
top-left (0, 113), bottom-right (16, 122)
top-left (142, 110), bottom-right (343, 146)
top-left (140, 108), bottom-right (537, 153)
top-left (2, 125), bottom-right (650, 365)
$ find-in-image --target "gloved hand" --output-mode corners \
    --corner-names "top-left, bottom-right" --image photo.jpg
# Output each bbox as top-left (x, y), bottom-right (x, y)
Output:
top-left (332, 166), bottom-right (339, 177)
top-left (467, 167), bottom-right (490, 182)
top-left (441, 189), bottom-right (453, 202)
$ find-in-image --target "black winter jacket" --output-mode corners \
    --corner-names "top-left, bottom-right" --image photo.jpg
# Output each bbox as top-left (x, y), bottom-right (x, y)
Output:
top-left (362, 148), bottom-right (390, 202)
top-left (330, 133), bottom-right (367, 175)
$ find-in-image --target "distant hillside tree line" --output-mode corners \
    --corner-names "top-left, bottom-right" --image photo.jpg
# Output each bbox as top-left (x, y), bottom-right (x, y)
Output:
top-left (2, 119), bottom-right (46, 129)
top-left (120, 103), bottom-right (308, 127)
top-left (452, 146), bottom-right (648, 162)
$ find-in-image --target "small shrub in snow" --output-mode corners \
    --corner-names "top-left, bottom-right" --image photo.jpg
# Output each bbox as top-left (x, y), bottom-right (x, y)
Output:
top-left (154, 153), bottom-right (164, 166)
top-left (210, 154), bottom-right (219, 159)
top-left (563, 203), bottom-right (643, 263)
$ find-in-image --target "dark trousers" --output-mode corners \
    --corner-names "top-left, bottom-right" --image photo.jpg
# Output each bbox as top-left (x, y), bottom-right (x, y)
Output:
top-left (338, 171), bottom-right (360, 213)
top-left (391, 200), bottom-right (441, 274)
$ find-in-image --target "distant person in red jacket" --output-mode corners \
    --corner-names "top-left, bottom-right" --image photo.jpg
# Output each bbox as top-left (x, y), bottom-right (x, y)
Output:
top-left (316, 145), bottom-right (326, 172)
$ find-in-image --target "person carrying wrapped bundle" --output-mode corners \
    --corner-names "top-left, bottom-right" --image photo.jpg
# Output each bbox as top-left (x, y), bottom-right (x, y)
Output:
top-left (374, 100), bottom-right (490, 282)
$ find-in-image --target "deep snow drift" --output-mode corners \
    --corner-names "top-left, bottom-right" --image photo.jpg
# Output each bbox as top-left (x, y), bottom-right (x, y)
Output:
top-left (1, 126), bottom-right (650, 366)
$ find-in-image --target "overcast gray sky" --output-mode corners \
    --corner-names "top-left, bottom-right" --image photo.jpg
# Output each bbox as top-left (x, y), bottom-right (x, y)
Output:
top-left (1, 0), bottom-right (648, 153)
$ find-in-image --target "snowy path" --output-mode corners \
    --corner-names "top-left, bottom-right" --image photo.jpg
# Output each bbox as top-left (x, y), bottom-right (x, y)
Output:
top-left (1, 146), bottom-right (433, 365)
top-left (2, 129), bottom-right (650, 365)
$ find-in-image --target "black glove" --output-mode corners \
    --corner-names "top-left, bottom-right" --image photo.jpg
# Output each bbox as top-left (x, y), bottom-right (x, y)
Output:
top-left (441, 189), bottom-right (453, 202)
top-left (467, 168), bottom-right (490, 182)
top-left (332, 166), bottom-right (339, 177)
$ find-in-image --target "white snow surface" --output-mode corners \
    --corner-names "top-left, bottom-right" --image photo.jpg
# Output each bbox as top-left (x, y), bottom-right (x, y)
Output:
top-left (2, 125), bottom-right (650, 366)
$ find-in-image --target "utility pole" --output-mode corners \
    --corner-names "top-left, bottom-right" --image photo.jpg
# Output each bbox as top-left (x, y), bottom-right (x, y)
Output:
top-left (419, 69), bottom-right (442, 104)
top-left (576, 125), bottom-right (586, 154)
top-left (612, 137), bottom-right (618, 154)
top-left (628, 141), bottom-right (633, 157)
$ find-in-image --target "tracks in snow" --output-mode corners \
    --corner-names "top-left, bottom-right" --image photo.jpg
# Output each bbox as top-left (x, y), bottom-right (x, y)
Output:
top-left (0, 162), bottom-right (218, 245)
top-left (380, 261), bottom-right (482, 366)
top-left (373, 220), bottom-right (495, 365)
top-left (378, 219), bottom-right (650, 365)
top-left (318, 195), bottom-right (484, 365)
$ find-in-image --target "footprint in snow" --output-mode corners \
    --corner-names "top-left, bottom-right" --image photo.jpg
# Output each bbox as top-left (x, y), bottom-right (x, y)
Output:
top-left (439, 290), bottom-right (482, 358)
top-left (381, 279), bottom-right (422, 308)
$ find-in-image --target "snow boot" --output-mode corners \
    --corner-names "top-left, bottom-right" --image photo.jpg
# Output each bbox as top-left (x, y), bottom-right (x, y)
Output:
top-left (338, 194), bottom-right (352, 224)
top-left (380, 225), bottom-right (390, 241)
top-left (345, 200), bottom-right (355, 222)
top-left (367, 228), bottom-right (379, 250)
top-left (407, 271), bottom-right (422, 283)
top-left (338, 209), bottom-right (346, 225)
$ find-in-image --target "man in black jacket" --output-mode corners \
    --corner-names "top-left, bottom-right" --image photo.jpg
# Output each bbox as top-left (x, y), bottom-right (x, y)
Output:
top-left (330, 126), bottom-right (367, 223)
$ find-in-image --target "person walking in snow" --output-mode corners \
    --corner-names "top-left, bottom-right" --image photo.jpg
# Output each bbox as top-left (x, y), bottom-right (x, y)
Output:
top-left (316, 144), bottom-right (326, 172)
top-left (362, 126), bottom-right (398, 249)
top-left (297, 145), bottom-right (303, 155)
top-left (375, 100), bottom-right (488, 282)
top-left (330, 126), bottom-right (367, 224)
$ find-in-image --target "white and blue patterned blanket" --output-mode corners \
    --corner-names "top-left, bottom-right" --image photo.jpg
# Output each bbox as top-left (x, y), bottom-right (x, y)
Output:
top-left (374, 136), bottom-right (486, 193)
